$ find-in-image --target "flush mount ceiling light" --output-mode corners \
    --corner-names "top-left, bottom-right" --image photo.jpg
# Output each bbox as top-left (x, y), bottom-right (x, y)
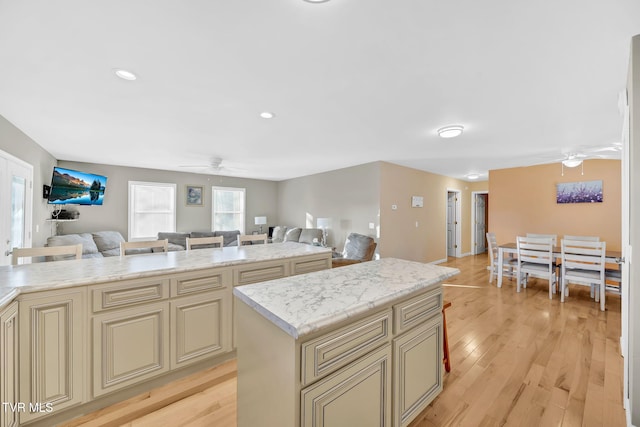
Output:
top-left (114, 69), bottom-right (137, 81)
top-left (303, 0), bottom-right (331, 3)
top-left (437, 125), bottom-right (464, 139)
top-left (466, 173), bottom-right (480, 180)
top-left (259, 112), bottom-right (275, 119)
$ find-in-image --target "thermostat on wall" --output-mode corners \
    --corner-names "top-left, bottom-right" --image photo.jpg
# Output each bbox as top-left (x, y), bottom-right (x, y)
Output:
top-left (411, 196), bottom-right (423, 208)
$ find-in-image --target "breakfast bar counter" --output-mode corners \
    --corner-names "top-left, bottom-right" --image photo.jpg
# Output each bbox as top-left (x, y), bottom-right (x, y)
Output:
top-left (0, 242), bottom-right (332, 427)
top-left (234, 258), bottom-right (459, 427)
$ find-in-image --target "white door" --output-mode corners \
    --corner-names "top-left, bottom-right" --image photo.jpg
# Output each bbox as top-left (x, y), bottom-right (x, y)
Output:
top-left (621, 98), bottom-right (631, 410)
top-left (447, 192), bottom-right (456, 257)
top-left (474, 194), bottom-right (487, 254)
top-left (0, 151), bottom-right (33, 266)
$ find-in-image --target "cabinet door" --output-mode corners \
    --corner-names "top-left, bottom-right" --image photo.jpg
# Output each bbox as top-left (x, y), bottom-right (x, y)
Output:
top-left (171, 290), bottom-right (231, 369)
top-left (301, 344), bottom-right (392, 427)
top-left (19, 288), bottom-right (85, 424)
top-left (92, 302), bottom-right (170, 397)
top-left (393, 315), bottom-right (442, 427)
top-left (1, 302), bottom-right (19, 427)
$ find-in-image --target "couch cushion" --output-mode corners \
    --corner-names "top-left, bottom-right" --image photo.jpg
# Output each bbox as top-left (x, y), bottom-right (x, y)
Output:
top-left (190, 231), bottom-right (216, 238)
top-left (47, 233), bottom-right (100, 260)
top-left (299, 229), bottom-right (323, 245)
top-left (284, 227), bottom-right (302, 242)
top-left (214, 230), bottom-right (241, 246)
top-left (271, 226), bottom-right (287, 243)
top-left (92, 231), bottom-right (125, 253)
top-left (157, 232), bottom-right (189, 249)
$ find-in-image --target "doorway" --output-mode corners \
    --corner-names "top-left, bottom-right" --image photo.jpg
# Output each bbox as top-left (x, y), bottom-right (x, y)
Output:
top-left (446, 190), bottom-right (461, 258)
top-left (472, 192), bottom-right (489, 254)
top-left (0, 149), bottom-right (33, 266)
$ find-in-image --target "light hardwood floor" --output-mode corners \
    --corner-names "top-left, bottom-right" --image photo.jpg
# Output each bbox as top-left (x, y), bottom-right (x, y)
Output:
top-left (63, 253), bottom-right (626, 427)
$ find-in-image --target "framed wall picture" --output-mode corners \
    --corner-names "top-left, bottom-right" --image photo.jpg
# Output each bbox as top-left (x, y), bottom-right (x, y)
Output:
top-left (556, 180), bottom-right (603, 204)
top-left (186, 185), bottom-right (204, 206)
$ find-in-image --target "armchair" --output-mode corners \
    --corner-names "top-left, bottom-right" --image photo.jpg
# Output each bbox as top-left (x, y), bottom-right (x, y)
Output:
top-left (332, 232), bottom-right (377, 268)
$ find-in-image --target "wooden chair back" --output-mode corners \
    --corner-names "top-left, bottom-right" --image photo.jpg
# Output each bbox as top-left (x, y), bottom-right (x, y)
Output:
top-left (12, 244), bottom-right (82, 265)
top-left (563, 235), bottom-right (599, 242)
top-left (237, 234), bottom-right (268, 246)
top-left (561, 239), bottom-right (607, 310)
top-left (120, 239), bottom-right (168, 256)
top-left (526, 233), bottom-right (557, 246)
top-left (186, 236), bottom-right (224, 250)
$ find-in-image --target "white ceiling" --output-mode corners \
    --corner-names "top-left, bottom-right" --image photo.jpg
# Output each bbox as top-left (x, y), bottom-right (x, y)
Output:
top-left (1, 1), bottom-right (639, 182)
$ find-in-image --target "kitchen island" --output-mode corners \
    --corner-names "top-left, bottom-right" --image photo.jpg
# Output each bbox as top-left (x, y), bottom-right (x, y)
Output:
top-left (234, 258), bottom-right (459, 427)
top-left (0, 242), bottom-right (331, 427)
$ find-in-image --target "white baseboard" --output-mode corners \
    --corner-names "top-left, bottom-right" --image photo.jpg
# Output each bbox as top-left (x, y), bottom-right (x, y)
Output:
top-left (430, 258), bottom-right (448, 265)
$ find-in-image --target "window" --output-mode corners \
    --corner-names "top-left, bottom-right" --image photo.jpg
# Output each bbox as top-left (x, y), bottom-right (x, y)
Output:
top-left (212, 186), bottom-right (245, 233)
top-left (128, 181), bottom-right (176, 240)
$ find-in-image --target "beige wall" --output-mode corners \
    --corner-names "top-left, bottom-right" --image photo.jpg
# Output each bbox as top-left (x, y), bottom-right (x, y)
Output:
top-left (58, 161), bottom-right (279, 239)
top-left (277, 162), bottom-right (380, 251)
top-left (0, 115), bottom-right (57, 246)
top-left (488, 159), bottom-right (621, 250)
top-left (379, 162), bottom-right (488, 263)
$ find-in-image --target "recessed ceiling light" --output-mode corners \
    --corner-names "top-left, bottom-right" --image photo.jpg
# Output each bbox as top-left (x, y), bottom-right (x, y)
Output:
top-left (114, 69), bottom-right (137, 81)
top-left (260, 112), bottom-right (275, 119)
top-left (437, 125), bottom-right (464, 138)
top-left (303, 0), bottom-right (330, 3)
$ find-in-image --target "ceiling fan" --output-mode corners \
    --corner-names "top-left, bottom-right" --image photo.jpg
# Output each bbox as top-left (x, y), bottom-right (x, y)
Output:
top-left (178, 157), bottom-right (245, 174)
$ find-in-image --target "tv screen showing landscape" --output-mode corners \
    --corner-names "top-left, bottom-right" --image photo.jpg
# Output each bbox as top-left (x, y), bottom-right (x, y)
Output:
top-left (48, 167), bottom-right (107, 205)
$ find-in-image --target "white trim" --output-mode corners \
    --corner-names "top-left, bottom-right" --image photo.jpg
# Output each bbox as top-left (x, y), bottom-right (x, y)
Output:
top-left (429, 258), bottom-right (448, 265)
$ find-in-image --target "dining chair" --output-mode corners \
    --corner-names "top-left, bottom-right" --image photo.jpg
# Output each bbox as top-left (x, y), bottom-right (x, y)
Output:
top-left (120, 239), bottom-right (169, 256)
top-left (563, 235), bottom-right (600, 242)
top-left (516, 236), bottom-right (557, 298)
top-left (560, 239), bottom-right (606, 311)
top-left (526, 233), bottom-right (558, 246)
top-left (486, 232), bottom-right (517, 284)
top-left (605, 267), bottom-right (622, 295)
top-left (237, 234), bottom-right (268, 246)
top-left (12, 244), bottom-right (83, 265)
top-left (185, 236), bottom-right (224, 250)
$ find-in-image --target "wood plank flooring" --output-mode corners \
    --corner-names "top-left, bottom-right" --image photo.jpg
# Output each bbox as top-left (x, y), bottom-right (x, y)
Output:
top-left (63, 253), bottom-right (626, 427)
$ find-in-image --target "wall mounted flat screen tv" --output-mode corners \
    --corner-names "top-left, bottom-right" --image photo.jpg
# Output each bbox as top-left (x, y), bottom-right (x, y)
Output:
top-left (47, 167), bottom-right (108, 205)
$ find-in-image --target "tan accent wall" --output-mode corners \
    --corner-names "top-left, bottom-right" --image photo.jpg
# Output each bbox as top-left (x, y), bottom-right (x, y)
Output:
top-left (379, 162), bottom-right (488, 263)
top-left (488, 159), bottom-right (621, 250)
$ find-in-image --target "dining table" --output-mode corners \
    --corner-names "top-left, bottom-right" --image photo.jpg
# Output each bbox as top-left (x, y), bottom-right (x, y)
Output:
top-left (497, 242), bottom-right (623, 288)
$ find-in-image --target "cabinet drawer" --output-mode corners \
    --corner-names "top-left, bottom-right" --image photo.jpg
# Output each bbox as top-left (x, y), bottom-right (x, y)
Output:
top-left (234, 260), bottom-right (289, 286)
top-left (171, 268), bottom-right (230, 297)
top-left (301, 310), bottom-right (391, 386)
top-left (393, 288), bottom-right (442, 335)
top-left (291, 256), bottom-right (331, 276)
top-left (91, 278), bottom-right (169, 312)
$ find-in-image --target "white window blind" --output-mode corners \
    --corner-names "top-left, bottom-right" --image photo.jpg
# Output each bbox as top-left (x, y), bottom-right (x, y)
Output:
top-left (212, 186), bottom-right (245, 233)
top-left (128, 181), bottom-right (176, 240)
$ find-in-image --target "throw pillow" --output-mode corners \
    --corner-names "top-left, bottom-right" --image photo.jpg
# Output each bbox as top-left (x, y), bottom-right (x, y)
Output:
top-left (284, 227), bottom-right (302, 242)
top-left (271, 226), bottom-right (287, 243)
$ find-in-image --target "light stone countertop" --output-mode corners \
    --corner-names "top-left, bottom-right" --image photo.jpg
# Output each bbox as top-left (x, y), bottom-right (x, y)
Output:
top-left (233, 258), bottom-right (459, 339)
top-left (0, 242), bottom-right (331, 309)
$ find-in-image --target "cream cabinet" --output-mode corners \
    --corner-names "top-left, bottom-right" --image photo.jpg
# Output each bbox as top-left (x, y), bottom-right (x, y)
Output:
top-left (18, 288), bottom-right (86, 424)
top-left (92, 301), bottom-right (170, 397)
top-left (301, 345), bottom-right (392, 427)
top-left (0, 302), bottom-right (19, 427)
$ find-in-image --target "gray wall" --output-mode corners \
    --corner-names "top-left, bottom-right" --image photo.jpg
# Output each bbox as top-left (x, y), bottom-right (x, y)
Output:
top-left (277, 162), bottom-right (380, 251)
top-left (0, 115), bottom-right (57, 247)
top-left (58, 161), bottom-right (279, 239)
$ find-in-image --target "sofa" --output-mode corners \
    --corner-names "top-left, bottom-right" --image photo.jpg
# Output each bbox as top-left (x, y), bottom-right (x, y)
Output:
top-left (270, 226), bottom-right (323, 245)
top-left (46, 231), bottom-right (125, 260)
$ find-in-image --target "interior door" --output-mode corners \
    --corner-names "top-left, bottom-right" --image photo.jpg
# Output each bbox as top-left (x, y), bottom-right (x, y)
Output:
top-left (621, 96), bottom-right (631, 410)
top-left (0, 151), bottom-right (33, 266)
top-left (447, 192), bottom-right (456, 257)
top-left (474, 194), bottom-right (487, 254)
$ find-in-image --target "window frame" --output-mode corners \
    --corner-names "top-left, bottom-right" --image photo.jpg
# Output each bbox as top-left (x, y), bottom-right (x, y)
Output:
top-left (128, 180), bottom-right (177, 241)
top-left (211, 186), bottom-right (246, 233)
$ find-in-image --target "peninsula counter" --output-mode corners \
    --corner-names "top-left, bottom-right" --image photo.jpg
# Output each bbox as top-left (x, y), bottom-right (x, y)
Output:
top-left (234, 258), bottom-right (459, 427)
top-left (0, 242), bottom-right (331, 426)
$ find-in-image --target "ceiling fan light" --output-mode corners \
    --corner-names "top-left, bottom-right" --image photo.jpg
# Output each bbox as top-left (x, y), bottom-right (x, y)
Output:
top-left (437, 125), bottom-right (464, 139)
top-left (562, 159), bottom-right (582, 168)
